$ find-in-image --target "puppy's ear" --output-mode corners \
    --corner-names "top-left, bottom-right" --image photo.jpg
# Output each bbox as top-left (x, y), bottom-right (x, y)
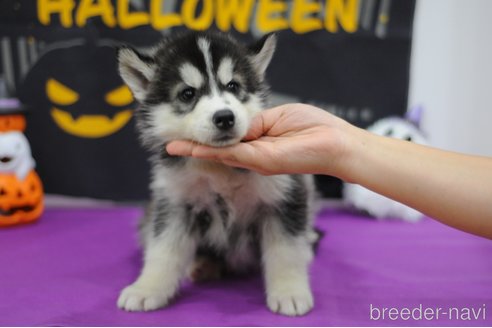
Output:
top-left (117, 45), bottom-right (156, 102)
top-left (248, 33), bottom-right (277, 77)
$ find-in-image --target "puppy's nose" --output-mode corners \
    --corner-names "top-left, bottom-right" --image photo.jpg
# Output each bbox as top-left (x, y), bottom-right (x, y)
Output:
top-left (213, 109), bottom-right (235, 130)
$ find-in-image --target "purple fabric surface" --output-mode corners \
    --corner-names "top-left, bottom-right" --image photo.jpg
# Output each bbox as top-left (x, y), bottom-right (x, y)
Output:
top-left (0, 206), bottom-right (491, 326)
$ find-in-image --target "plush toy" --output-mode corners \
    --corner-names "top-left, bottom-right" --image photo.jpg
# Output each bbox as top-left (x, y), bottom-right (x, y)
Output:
top-left (0, 86), bottom-right (44, 227)
top-left (343, 106), bottom-right (427, 222)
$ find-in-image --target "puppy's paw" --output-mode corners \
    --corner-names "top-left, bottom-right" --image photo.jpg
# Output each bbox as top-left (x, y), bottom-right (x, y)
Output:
top-left (267, 286), bottom-right (314, 316)
top-left (117, 283), bottom-right (173, 312)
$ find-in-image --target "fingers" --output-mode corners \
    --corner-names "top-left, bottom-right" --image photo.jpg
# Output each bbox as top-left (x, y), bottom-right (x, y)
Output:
top-left (244, 105), bottom-right (289, 140)
top-left (166, 141), bottom-right (221, 160)
top-left (166, 140), bottom-right (244, 162)
top-left (167, 105), bottom-right (290, 155)
top-left (165, 105), bottom-right (296, 171)
top-left (165, 140), bottom-right (196, 157)
top-left (243, 115), bottom-right (265, 140)
top-left (166, 140), bottom-right (265, 171)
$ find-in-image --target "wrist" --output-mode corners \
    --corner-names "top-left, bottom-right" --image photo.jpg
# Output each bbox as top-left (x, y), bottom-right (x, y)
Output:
top-left (330, 123), bottom-right (376, 183)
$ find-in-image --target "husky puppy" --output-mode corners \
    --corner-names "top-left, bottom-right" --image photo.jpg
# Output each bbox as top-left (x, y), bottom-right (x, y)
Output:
top-left (116, 31), bottom-right (317, 316)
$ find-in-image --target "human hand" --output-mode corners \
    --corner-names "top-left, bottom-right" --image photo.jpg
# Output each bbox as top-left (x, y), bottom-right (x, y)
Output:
top-left (166, 103), bottom-right (357, 177)
top-left (170, 103), bottom-right (492, 239)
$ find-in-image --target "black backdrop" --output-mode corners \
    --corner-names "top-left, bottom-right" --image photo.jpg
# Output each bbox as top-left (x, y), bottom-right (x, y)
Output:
top-left (0, 0), bottom-right (415, 200)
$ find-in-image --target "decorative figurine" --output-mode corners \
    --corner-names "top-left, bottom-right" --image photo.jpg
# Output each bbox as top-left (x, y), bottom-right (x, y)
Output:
top-left (344, 106), bottom-right (428, 222)
top-left (0, 78), bottom-right (44, 227)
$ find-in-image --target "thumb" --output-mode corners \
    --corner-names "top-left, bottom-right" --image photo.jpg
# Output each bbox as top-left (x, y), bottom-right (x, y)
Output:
top-left (243, 106), bottom-right (284, 141)
top-left (166, 140), bottom-right (199, 157)
top-left (243, 114), bottom-right (265, 141)
top-left (243, 105), bottom-right (288, 141)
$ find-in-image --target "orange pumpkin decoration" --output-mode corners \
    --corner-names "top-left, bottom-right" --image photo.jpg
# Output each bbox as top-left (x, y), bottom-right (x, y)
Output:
top-left (0, 96), bottom-right (44, 227)
top-left (0, 171), bottom-right (44, 227)
top-left (0, 98), bottom-right (26, 132)
top-left (0, 114), bottom-right (26, 132)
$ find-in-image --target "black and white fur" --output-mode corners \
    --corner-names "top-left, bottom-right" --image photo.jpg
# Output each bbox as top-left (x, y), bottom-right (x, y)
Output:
top-left (117, 31), bottom-right (317, 316)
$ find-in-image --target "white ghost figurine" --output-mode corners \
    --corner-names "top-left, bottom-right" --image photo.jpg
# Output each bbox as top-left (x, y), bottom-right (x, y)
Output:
top-left (343, 106), bottom-right (427, 222)
top-left (0, 131), bottom-right (35, 180)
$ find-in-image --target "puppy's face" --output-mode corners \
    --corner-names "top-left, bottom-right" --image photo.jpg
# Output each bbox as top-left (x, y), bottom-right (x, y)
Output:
top-left (117, 32), bottom-right (276, 150)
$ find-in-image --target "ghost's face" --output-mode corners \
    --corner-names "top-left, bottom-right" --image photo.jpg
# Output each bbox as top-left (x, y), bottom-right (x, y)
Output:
top-left (0, 132), bottom-right (32, 173)
top-left (368, 117), bottom-right (427, 145)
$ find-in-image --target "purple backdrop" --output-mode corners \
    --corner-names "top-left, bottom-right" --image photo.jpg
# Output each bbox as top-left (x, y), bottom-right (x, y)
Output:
top-left (0, 206), bottom-right (491, 326)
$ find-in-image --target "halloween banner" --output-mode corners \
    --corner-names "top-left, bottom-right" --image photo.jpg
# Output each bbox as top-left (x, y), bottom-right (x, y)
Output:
top-left (0, 0), bottom-right (415, 200)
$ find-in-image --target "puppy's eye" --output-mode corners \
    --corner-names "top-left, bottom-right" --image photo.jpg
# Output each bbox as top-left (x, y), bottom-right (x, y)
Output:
top-left (226, 81), bottom-right (240, 93)
top-left (179, 88), bottom-right (195, 102)
top-left (404, 135), bottom-right (413, 142)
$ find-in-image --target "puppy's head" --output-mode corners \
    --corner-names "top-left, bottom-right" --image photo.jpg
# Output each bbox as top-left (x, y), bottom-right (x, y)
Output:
top-left (117, 32), bottom-right (276, 151)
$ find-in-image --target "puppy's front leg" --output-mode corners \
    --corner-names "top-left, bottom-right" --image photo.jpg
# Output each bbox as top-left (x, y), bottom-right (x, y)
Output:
top-left (262, 219), bottom-right (314, 316)
top-left (118, 210), bottom-right (197, 312)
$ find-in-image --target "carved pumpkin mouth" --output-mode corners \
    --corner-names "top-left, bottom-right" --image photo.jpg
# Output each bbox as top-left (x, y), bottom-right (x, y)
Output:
top-left (0, 205), bottom-right (35, 216)
top-left (50, 107), bottom-right (133, 138)
top-left (0, 171), bottom-right (44, 226)
top-left (0, 157), bottom-right (12, 163)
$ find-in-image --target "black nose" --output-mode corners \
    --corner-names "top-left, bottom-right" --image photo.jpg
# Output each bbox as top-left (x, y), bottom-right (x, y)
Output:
top-left (213, 109), bottom-right (235, 130)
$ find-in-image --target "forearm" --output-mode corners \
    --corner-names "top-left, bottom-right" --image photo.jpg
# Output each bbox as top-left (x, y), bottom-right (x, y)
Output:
top-left (341, 127), bottom-right (492, 239)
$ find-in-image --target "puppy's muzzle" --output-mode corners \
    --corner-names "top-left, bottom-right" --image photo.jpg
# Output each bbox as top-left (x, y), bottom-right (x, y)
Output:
top-left (213, 109), bottom-right (235, 131)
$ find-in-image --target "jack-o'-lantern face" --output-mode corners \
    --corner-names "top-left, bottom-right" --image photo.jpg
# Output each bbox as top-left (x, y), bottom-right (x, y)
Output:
top-left (18, 40), bottom-right (158, 200)
top-left (46, 78), bottom-right (134, 138)
top-left (0, 171), bottom-right (44, 226)
top-left (20, 42), bottom-right (138, 140)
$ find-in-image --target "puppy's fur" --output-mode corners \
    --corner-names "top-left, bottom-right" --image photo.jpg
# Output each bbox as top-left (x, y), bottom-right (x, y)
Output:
top-left (117, 31), bottom-right (317, 316)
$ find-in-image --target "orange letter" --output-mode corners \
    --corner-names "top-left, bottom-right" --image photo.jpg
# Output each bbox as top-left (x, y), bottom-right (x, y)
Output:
top-left (38, 0), bottom-right (75, 27)
top-left (76, 0), bottom-right (116, 27)
top-left (325, 0), bottom-right (359, 33)
top-left (216, 0), bottom-right (254, 33)
top-left (150, 0), bottom-right (183, 30)
top-left (256, 0), bottom-right (288, 33)
top-left (291, 0), bottom-right (322, 34)
top-left (182, 0), bottom-right (214, 31)
top-left (117, 0), bottom-right (150, 29)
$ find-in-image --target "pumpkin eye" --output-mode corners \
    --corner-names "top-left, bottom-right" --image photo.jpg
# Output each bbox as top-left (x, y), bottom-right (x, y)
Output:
top-left (105, 85), bottom-right (134, 106)
top-left (179, 88), bottom-right (196, 102)
top-left (46, 78), bottom-right (79, 106)
top-left (0, 188), bottom-right (6, 196)
top-left (226, 81), bottom-right (240, 93)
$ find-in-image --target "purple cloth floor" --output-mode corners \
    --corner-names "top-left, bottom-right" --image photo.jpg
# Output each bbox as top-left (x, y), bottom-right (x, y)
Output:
top-left (0, 206), bottom-right (491, 326)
